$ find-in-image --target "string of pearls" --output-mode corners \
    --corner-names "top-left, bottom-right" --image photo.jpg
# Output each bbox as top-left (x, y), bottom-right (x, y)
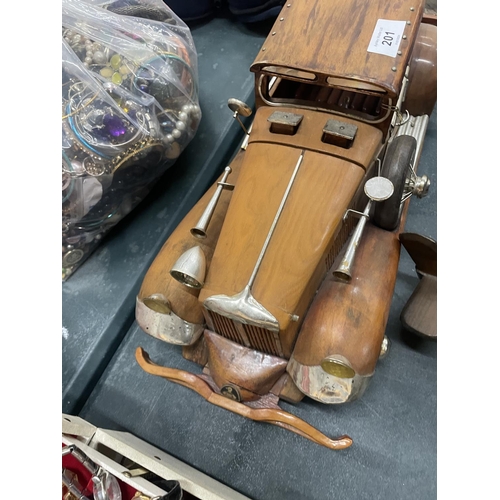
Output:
top-left (163, 103), bottom-right (201, 145)
top-left (64, 30), bottom-right (106, 66)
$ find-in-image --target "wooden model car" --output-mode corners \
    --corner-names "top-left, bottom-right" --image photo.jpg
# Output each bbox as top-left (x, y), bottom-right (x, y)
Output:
top-left (134, 0), bottom-right (437, 449)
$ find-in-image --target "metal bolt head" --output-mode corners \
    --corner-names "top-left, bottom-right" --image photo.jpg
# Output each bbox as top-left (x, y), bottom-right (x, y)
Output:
top-left (413, 174), bottom-right (431, 198)
top-left (221, 384), bottom-right (241, 402)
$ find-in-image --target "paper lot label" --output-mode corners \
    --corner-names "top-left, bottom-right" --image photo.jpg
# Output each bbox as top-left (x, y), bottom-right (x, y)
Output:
top-left (367, 19), bottom-right (406, 58)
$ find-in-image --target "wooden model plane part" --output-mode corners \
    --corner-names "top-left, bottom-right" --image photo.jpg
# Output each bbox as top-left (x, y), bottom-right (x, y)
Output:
top-left (135, 0), bottom-right (437, 449)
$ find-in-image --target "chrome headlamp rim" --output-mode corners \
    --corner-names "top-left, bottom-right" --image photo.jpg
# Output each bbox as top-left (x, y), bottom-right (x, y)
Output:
top-left (287, 356), bottom-right (372, 404)
top-left (136, 295), bottom-right (204, 346)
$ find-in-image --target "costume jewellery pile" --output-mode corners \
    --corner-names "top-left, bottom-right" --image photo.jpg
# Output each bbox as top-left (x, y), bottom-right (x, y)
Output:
top-left (62, 0), bottom-right (200, 280)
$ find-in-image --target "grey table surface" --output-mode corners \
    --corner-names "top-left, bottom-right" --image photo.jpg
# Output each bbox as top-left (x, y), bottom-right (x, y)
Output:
top-left (63, 11), bottom-right (437, 500)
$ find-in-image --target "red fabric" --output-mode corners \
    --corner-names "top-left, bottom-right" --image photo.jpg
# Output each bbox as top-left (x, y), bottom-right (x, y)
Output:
top-left (62, 443), bottom-right (140, 499)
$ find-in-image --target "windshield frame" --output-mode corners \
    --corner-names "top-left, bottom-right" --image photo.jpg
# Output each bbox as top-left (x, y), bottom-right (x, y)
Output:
top-left (258, 72), bottom-right (394, 125)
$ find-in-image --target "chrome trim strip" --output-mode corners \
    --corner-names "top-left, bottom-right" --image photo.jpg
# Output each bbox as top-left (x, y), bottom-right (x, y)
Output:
top-left (287, 356), bottom-right (373, 404)
top-left (136, 297), bottom-right (204, 346)
top-left (248, 150), bottom-right (304, 289)
top-left (204, 151), bottom-right (305, 332)
top-left (394, 113), bottom-right (429, 151)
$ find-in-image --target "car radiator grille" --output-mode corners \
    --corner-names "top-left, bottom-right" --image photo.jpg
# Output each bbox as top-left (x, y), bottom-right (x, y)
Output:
top-left (208, 310), bottom-right (245, 344)
top-left (206, 310), bottom-right (283, 357)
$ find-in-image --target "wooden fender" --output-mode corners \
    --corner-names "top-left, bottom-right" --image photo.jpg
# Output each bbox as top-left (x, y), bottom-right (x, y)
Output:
top-left (403, 23), bottom-right (437, 117)
top-left (287, 223), bottom-right (400, 404)
top-left (135, 150), bottom-right (244, 345)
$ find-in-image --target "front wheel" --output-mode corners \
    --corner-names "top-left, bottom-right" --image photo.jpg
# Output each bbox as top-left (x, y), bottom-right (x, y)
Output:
top-left (372, 135), bottom-right (417, 231)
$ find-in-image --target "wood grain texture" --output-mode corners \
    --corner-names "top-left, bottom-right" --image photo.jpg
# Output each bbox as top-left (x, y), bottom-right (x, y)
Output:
top-left (278, 373), bottom-right (306, 403)
top-left (249, 106), bottom-right (383, 169)
top-left (290, 223), bottom-right (401, 375)
top-left (204, 330), bottom-right (288, 399)
top-left (199, 141), bottom-right (370, 354)
top-left (289, 136), bottom-right (424, 374)
top-left (251, 0), bottom-right (424, 96)
top-left (182, 334), bottom-right (209, 365)
top-left (137, 150), bottom-right (244, 324)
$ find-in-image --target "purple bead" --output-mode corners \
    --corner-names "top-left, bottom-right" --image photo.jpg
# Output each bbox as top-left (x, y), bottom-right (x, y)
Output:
top-left (103, 114), bottom-right (127, 137)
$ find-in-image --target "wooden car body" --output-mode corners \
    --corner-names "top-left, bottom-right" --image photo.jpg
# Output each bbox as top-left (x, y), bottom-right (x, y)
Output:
top-left (136, 0), bottom-right (436, 408)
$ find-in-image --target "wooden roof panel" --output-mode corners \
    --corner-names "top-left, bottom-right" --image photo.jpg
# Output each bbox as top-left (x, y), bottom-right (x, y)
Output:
top-left (251, 0), bottom-right (424, 96)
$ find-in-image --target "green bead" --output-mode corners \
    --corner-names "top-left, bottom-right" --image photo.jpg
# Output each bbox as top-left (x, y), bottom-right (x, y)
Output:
top-left (110, 54), bottom-right (121, 70)
top-left (100, 67), bottom-right (113, 78)
top-left (111, 72), bottom-right (123, 85)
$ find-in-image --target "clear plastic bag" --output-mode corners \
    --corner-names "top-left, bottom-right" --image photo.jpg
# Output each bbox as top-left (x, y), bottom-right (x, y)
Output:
top-left (62, 0), bottom-right (201, 280)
